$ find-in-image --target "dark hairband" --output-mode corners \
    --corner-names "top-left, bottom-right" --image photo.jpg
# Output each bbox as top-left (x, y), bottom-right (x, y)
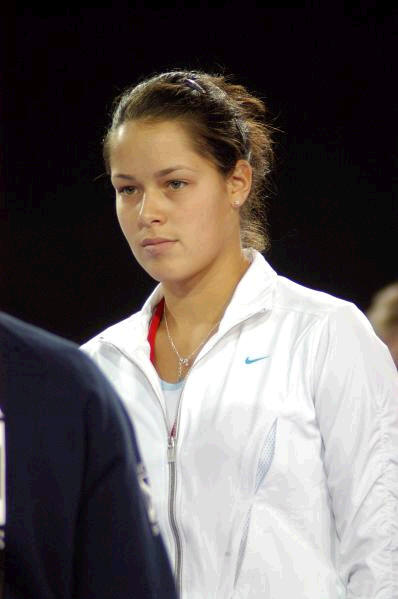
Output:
top-left (184, 78), bottom-right (205, 93)
top-left (184, 77), bottom-right (251, 160)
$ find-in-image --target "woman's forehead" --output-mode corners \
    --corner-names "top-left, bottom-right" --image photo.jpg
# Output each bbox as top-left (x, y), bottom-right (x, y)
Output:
top-left (112, 118), bottom-right (195, 148)
top-left (109, 119), bottom-right (211, 175)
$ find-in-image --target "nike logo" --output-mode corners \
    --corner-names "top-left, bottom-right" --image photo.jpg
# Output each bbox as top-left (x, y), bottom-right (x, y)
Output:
top-left (245, 356), bottom-right (270, 364)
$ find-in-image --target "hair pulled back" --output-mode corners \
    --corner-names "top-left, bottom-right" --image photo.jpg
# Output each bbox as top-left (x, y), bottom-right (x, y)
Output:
top-left (104, 70), bottom-right (274, 251)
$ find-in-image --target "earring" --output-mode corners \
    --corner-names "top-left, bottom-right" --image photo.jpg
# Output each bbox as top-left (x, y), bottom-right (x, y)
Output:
top-left (233, 200), bottom-right (240, 208)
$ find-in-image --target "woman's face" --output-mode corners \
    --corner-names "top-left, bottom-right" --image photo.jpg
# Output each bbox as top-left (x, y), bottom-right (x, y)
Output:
top-left (109, 119), bottom-right (250, 285)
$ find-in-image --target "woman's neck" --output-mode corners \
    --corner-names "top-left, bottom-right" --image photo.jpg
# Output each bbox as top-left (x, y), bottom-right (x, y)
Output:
top-left (161, 250), bottom-right (250, 332)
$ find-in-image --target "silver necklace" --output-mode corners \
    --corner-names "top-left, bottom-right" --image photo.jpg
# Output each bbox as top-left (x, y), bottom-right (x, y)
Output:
top-left (163, 306), bottom-right (221, 381)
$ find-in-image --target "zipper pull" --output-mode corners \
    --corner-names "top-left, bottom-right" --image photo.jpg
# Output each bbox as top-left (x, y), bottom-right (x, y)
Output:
top-left (167, 435), bottom-right (176, 463)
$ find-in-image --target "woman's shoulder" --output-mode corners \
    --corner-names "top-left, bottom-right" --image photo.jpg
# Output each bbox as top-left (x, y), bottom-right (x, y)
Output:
top-left (272, 273), bottom-right (394, 367)
top-left (273, 273), bottom-right (355, 318)
top-left (251, 251), bottom-right (355, 319)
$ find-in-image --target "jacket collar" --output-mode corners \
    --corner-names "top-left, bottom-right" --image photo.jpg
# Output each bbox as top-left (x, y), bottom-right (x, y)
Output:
top-left (99, 250), bottom-right (277, 356)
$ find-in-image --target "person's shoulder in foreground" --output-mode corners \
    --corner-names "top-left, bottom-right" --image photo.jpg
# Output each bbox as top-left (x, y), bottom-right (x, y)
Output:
top-left (0, 312), bottom-right (177, 599)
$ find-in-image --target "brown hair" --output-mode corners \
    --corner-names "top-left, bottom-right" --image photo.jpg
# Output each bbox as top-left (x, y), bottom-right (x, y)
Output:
top-left (103, 70), bottom-right (275, 251)
top-left (367, 282), bottom-right (398, 339)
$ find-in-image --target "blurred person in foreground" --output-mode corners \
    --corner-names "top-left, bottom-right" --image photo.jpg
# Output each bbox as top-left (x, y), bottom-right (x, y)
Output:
top-left (367, 281), bottom-right (398, 367)
top-left (0, 311), bottom-right (176, 599)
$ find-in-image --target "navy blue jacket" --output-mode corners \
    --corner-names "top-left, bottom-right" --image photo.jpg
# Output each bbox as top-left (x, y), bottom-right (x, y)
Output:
top-left (0, 312), bottom-right (177, 599)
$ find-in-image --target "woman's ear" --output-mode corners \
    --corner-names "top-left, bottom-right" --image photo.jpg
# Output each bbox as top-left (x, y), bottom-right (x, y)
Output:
top-left (227, 160), bottom-right (252, 208)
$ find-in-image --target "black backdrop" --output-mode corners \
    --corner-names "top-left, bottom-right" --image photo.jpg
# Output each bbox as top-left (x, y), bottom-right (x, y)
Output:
top-left (1, 8), bottom-right (396, 343)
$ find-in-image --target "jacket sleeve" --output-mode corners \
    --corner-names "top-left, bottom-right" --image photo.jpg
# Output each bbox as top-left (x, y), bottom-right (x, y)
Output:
top-left (73, 357), bottom-right (177, 599)
top-left (313, 303), bottom-right (398, 598)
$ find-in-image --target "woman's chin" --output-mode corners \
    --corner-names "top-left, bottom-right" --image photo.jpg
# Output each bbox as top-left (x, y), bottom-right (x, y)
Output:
top-left (138, 262), bottom-right (189, 285)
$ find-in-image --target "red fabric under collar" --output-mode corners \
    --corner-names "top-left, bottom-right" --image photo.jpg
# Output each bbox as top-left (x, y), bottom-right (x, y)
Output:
top-left (147, 298), bottom-right (165, 364)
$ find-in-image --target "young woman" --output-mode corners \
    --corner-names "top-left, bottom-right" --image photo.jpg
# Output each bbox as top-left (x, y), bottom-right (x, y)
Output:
top-left (82, 71), bottom-right (398, 598)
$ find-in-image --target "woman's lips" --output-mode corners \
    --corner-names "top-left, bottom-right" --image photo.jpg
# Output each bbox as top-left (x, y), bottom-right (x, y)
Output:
top-left (141, 238), bottom-right (176, 256)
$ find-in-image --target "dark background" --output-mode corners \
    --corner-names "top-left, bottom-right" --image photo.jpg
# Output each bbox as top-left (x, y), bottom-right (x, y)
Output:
top-left (0, 8), bottom-right (396, 344)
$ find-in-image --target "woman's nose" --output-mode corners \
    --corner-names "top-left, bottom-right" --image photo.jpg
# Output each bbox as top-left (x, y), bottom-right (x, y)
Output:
top-left (137, 190), bottom-right (165, 227)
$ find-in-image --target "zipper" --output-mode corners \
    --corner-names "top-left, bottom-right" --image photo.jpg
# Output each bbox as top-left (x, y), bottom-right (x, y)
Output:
top-left (166, 368), bottom-right (198, 595)
top-left (167, 432), bottom-right (183, 594)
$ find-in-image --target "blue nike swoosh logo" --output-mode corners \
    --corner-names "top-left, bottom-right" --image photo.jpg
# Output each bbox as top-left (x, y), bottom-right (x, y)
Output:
top-left (245, 356), bottom-right (270, 364)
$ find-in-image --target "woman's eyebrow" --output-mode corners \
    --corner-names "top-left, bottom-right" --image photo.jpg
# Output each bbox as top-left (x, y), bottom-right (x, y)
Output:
top-left (112, 173), bottom-right (136, 181)
top-left (155, 166), bottom-right (198, 177)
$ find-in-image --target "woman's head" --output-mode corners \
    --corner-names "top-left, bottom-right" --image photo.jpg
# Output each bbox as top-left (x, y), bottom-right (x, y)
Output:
top-left (367, 282), bottom-right (398, 366)
top-left (104, 70), bottom-right (274, 252)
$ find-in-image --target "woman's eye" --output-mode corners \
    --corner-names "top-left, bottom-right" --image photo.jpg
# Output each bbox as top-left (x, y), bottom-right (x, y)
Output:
top-left (168, 180), bottom-right (186, 190)
top-left (119, 186), bottom-right (136, 196)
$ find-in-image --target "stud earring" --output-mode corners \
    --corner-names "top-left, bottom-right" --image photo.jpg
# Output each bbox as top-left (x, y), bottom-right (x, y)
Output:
top-left (233, 200), bottom-right (240, 208)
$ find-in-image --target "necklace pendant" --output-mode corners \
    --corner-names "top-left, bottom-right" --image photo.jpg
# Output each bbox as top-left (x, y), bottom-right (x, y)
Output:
top-left (180, 358), bottom-right (189, 366)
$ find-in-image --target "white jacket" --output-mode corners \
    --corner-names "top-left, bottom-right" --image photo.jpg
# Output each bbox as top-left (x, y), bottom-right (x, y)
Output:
top-left (82, 251), bottom-right (398, 599)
